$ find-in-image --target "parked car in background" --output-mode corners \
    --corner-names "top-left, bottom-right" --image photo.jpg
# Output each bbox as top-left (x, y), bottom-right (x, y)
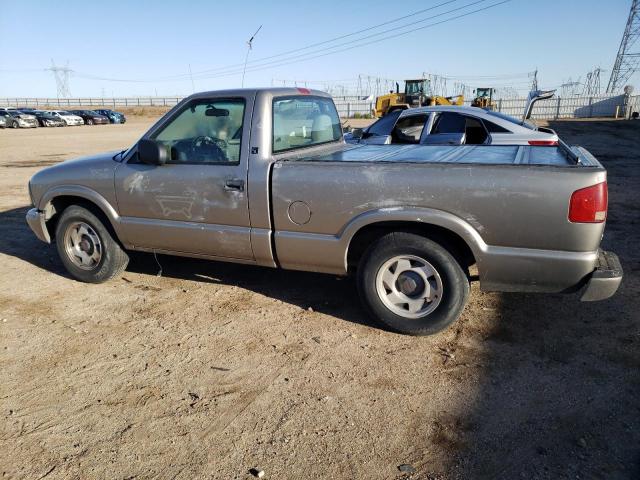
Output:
top-left (0, 113), bottom-right (7, 128)
top-left (68, 110), bottom-right (109, 125)
top-left (44, 110), bottom-right (85, 126)
top-left (93, 109), bottom-right (126, 124)
top-left (345, 106), bottom-right (559, 146)
top-left (17, 107), bottom-right (37, 114)
top-left (30, 110), bottom-right (66, 127)
top-left (2, 110), bottom-right (38, 128)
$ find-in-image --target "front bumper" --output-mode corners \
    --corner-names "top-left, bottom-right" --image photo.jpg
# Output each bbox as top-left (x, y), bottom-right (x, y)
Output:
top-left (580, 250), bottom-right (623, 301)
top-left (19, 120), bottom-right (38, 128)
top-left (26, 208), bottom-right (51, 243)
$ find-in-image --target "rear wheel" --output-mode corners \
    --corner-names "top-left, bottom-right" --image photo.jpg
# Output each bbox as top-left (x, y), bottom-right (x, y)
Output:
top-left (55, 206), bottom-right (128, 283)
top-left (357, 232), bottom-right (469, 335)
top-left (86, 118), bottom-right (93, 125)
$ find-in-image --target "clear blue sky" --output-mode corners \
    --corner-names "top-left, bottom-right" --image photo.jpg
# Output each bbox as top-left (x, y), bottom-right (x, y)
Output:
top-left (0, 0), bottom-right (636, 97)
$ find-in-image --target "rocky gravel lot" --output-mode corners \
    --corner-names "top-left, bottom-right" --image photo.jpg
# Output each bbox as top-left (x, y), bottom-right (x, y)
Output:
top-left (0, 118), bottom-right (638, 479)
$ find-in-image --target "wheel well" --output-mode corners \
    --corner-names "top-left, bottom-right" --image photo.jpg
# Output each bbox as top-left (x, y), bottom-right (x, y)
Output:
top-left (346, 222), bottom-right (476, 273)
top-left (45, 196), bottom-right (117, 241)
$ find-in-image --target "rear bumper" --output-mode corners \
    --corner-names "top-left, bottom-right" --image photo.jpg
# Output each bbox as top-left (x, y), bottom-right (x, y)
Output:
top-left (580, 250), bottom-right (623, 301)
top-left (26, 208), bottom-right (51, 243)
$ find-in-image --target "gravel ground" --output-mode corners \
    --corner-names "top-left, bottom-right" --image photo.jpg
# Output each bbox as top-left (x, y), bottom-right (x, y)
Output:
top-left (0, 118), bottom-right (638, 479)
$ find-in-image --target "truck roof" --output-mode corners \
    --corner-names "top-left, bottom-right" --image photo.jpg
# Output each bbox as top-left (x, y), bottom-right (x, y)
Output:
top-left (184, 87), bottom-right (332, 101)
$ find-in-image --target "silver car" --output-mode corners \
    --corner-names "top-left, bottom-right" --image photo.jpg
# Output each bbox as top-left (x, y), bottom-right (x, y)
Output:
top-left (346, 105), bottom-right (559, 146)
top-left (1, 109), bottom-right (38, 128)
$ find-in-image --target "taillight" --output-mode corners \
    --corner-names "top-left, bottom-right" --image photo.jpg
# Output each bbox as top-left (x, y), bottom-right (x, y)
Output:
top-left (528, 139), bottom-right (558, 146)
top-left (569, 182), bottom-right (608, 223)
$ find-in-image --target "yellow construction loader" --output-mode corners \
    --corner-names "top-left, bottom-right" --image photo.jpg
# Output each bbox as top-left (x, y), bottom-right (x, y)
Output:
top-left (373, 79), bottom-right (464, 118)
top-left (471, 87), bottom-right (496, 110)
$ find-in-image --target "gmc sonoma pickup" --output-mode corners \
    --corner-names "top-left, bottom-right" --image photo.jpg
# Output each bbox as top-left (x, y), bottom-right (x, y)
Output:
top-left (26, 88), bottom-right (622, 335)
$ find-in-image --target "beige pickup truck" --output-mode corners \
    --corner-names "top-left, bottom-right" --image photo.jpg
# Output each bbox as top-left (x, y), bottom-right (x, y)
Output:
top-left (26, 88), bottom-right (622, 335)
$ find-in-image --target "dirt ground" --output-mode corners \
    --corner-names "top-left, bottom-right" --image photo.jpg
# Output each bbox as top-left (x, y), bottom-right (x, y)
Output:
top-left (0, 118), bottom-right (638, 480)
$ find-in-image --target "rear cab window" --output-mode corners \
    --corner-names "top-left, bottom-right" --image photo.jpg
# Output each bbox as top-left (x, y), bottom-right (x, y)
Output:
top-left (273, 96), bottom-right (342, 153)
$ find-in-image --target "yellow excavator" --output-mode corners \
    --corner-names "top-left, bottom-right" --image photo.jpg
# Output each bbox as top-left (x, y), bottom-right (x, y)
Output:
top-left (471, 87), bottom-right (496, 110)
top-left (373, 78), bottom-right (464, 118)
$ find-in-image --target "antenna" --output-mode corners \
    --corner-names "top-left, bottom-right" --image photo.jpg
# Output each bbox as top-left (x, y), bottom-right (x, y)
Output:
top-left (46, 59), bottom-right (72, 98)
top-left (188, 63), bottom-right (195, 93)
top-left (241, 25), bottom-right (262, 88)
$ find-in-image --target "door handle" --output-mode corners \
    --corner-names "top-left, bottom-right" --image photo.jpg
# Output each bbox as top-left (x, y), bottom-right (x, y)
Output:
top-left (224, 178), bottom-right (245, 192)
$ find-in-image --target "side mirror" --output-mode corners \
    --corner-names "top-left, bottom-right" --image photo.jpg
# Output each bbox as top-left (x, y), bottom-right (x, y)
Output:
top-left (351, 128), bottom-right (364, 139)
top-left (422, 132), bottom-right (466, 146)
top-left (138, 139), bottom-right (169, 165)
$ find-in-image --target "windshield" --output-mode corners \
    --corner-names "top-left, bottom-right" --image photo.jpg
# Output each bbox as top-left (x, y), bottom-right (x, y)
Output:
top-left (59, 112), bottom-right (73, 116)
top-left (272, 96), bottom-right (342, 153)
top-left (405, 80), bottom-right (429, 96)
top-left (485, 110), bottom-right (535, 130)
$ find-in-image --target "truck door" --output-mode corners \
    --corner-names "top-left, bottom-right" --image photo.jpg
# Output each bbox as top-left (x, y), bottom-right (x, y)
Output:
top-left (114, 95), bottom-right (254, 260)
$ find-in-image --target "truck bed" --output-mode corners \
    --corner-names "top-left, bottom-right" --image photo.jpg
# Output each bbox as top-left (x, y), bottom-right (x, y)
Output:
top-left (271, 141), bottom-right (607, 291)
top-left (282, 142), bottom-right (599, 167)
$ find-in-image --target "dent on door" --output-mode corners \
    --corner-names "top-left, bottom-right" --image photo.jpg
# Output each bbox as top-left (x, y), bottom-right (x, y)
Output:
top-left (114, 161), bottom-right (253, 260)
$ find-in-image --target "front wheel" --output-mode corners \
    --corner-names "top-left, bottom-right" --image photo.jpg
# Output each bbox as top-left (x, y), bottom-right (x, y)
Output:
top-left (357, 232), bottom-right (469, 335)
top-left (55, 205), bottom-right (129, 283)
top-left (86, 119), bottom-right (93, 125)
top-left (12, 121), bottom-right (19, 128)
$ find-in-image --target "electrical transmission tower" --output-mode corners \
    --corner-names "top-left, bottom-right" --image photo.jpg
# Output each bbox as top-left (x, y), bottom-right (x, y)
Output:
top-left (560, 78), bottom-right (581, 97)
top-left (607, 0), bottom-right (639, 93)
top-left (46, 59), bottom-right (72, 98)
top-left (583, 67), bottom-right (603, 95)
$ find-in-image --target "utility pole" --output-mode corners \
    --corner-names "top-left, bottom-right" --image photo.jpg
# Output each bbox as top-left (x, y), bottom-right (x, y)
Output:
top-left (607, 0), bottom-right (639, 93)
top-left (242, 25), bottom-right (262, 88)
top-left (46, 59), bottom-right (72, 98)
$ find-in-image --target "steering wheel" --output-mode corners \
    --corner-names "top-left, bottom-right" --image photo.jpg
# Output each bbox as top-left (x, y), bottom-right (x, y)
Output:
top-left (191, 136), bottom-right (227, 162)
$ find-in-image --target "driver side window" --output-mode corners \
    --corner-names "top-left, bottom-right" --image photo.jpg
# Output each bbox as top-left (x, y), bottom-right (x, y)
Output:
top-left (153, 98), bottom-right (245, 165)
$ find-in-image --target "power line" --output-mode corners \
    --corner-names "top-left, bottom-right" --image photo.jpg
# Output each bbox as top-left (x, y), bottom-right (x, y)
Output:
top-left (71, 0), bottom-right (510, 84)
top-left (70, 0), bottom-right (465, 83)
top-left (183, 0), bottom-right (484, 79)
top-left (178, 0), bottom-right (513, 82)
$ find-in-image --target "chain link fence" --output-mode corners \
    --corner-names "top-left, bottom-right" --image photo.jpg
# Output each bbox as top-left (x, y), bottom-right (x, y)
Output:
top-left (2, 94), bottom-right (639, 119)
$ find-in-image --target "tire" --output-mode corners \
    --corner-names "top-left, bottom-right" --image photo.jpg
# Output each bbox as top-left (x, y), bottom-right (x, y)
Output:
top-left (55, 205), bottom-right (129, 283)
top-left (12, 121), bottom-right (19, 128)
top-left (86, 118), bottom-right (93, 125)
top-left (357, 232), bottom-right (469, 335)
